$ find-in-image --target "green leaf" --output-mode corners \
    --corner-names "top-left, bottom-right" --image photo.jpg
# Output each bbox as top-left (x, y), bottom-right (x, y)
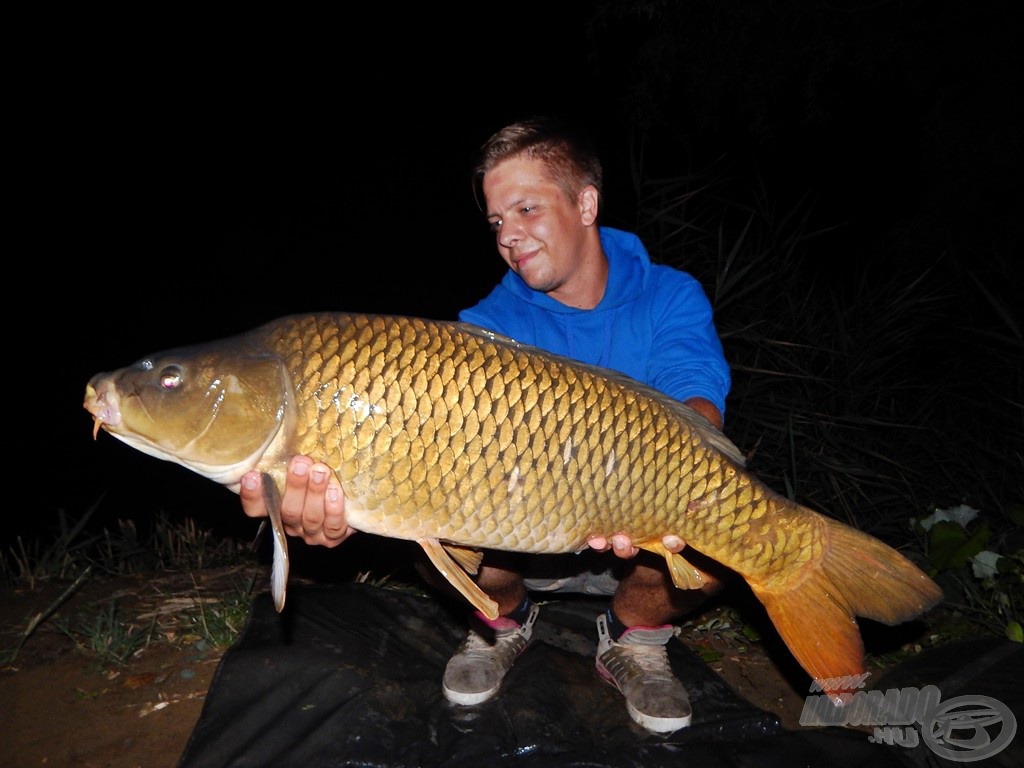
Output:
top-left (741, 624), bottom-right (762, 642)
top-left (1006, 621), bottom-right (1023, 643)
top-left (697, 647), bottom-right (724, 663)
top-left (928, 520), bottom-right (990, 571)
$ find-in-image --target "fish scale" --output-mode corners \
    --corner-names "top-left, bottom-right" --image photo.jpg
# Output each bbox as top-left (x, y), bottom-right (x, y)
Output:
top-left (84, 311), bottom-right (941, 701)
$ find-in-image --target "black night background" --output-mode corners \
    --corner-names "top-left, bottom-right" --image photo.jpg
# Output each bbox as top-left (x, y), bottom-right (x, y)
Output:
top-left (18, 2), bottom-right (1022, 601)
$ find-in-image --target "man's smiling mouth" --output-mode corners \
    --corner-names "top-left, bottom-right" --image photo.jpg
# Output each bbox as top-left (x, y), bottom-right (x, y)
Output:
top-left (513, 248), bottom-right (539, 268)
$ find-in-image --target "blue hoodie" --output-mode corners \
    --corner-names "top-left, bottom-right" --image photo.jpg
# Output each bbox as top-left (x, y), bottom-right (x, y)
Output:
top-left (459, 227), bottom-right (731, 417)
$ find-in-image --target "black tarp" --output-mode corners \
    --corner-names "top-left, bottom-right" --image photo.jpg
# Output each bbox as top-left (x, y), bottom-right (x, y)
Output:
top-left (179, 583), bottom-right (1017, 767)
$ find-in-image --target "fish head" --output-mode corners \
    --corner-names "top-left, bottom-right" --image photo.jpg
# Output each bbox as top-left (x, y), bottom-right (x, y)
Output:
top-left (83, 338), bottom-right (291, 487)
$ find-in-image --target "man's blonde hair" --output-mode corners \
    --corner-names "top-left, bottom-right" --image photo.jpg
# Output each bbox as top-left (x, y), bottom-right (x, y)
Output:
top-left (472, 116), bottom-right (604, 212)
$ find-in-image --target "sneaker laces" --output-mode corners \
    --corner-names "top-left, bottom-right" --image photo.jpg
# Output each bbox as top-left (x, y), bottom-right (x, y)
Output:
top-left (458, 607), bottom-right (537, 659)
top-left (618, 641), bottom-right (675, 679)
top-left (596, 615), bottom-right (680, 685)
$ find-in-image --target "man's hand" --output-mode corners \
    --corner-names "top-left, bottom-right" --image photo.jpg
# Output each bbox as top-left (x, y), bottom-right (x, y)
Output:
top-left (586, 533), bottom-right (685, 559)
top-left (239, 456), bottom-right (355, 548)
top-left (683, 396), bottom-right (723, 430)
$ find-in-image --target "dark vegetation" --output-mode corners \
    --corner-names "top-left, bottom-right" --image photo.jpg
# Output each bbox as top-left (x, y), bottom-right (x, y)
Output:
top-left (636, 166), bottom-right (1022, 647)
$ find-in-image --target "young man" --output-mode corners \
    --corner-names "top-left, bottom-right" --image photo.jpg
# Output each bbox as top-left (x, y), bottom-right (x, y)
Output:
top-left (240, 117), bottom-right (731, 734)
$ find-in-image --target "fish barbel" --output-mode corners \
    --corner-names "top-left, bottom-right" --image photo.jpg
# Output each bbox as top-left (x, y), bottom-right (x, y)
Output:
top-left (83, 312), bottom-right (941, 699)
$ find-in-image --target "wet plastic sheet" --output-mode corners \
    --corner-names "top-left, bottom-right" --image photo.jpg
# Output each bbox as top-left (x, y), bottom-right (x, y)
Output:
top-left (179, 582), bottom-right (911, 768)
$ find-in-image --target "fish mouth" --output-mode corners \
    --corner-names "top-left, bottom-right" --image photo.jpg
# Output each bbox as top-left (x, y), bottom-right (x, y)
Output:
top-left (83, 381), bottom-right (122, 439)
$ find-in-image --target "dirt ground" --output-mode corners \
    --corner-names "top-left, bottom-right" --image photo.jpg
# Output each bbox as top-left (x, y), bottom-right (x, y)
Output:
top-left (1, 565), bottom-right (889, 768)
top-left (1, 568), bottom-right (238, 768)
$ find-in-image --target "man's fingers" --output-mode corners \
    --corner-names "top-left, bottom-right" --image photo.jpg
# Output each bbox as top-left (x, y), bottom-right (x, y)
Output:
top-left (238, 472), bottom-right (265, 518)
top-left (322, 482), bottom-right (347, 537)
top-left (663, 535), bottom-right (684, 552)
top-left (588, 532), bottom-right (685, 557)
top-left (299, 465), bottom-right (329, 535)
top-left (279, 457), bottom-right (315, 529)
top-left (611, 534), bottom-right (639, 558)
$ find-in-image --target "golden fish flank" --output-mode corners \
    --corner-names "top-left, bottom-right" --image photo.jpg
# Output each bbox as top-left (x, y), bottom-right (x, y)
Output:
top-left (83, 312), bottom-right (941, 702)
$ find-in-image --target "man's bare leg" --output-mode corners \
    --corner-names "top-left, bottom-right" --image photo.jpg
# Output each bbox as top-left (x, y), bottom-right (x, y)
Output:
top-left (611, 554), bottom-right (721, 627)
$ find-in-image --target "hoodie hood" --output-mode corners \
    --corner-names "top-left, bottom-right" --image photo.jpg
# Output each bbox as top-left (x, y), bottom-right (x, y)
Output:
top-left (495, 227), bottom-right (651, 315)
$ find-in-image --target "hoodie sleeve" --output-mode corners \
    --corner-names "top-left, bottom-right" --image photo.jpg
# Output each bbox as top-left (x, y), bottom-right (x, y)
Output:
top-left (646, 269), bottom-right (732, 418)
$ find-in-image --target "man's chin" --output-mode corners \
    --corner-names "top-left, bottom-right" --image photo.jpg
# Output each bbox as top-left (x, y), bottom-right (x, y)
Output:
top-left (523, 278), bottom-right (559, 294)
top-left (514, 260), bottom-right (557, 293)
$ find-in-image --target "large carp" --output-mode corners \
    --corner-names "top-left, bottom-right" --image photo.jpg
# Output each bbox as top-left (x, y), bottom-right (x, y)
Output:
top-left (84, 312), bottom-right (941, 700)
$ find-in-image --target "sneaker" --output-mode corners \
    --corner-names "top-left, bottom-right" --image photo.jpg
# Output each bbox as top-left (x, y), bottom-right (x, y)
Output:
top-left (595, 613), bottom-right (693, 733)
top-left (523, 552), bottom-right (621, 596)
top-left (442, 603), bottom-right (540, 705)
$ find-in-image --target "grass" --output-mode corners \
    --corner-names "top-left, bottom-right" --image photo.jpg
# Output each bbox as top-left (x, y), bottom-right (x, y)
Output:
top-left (55, 598), bottom-right (157, 665)
top-left (183, 586), bottom-right (254, 650)
top-left (3, 503), bottom-right (105, 590)
top-left (1, 508), bottom-right (261, 665)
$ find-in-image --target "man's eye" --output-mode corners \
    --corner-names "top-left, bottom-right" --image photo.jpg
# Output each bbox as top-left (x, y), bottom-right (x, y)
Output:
top-left (521, 206), bottom-right (533, 214)
top-left (488, 218), bottom-right (502, 232)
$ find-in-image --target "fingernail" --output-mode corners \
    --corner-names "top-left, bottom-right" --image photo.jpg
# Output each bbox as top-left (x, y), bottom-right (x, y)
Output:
top-left (241, 474), bottom-right (258, 490)
top-left (293, 461), bottom-right (308, 476)
top-left (664, 535), bottom-right (682, 549)
top-left (311, 468), bottom-right (327, 484)
top-left (327, 486), bottom-right (340, 502)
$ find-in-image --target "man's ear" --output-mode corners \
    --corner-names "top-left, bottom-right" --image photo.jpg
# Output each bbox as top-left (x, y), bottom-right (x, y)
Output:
top-left (579, 185), bottom-right (599, 226)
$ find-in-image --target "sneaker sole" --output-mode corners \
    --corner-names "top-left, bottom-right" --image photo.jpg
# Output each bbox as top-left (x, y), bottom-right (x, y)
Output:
top-left (626, 701), bottom-right (692, 733)
top-left (442, 683), bottom-right (500, 706)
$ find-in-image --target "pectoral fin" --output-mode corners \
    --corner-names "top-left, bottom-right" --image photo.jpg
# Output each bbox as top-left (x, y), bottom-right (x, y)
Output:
top-left (638, 539), bottom-right (706, 590)
top-left (418, 538), bottom-right (499, 619)
top-left (262, 473), bottom-right (290, 613)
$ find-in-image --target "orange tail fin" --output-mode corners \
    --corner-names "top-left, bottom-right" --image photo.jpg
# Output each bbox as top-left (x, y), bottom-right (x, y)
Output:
top-left (750, 512), bottom-right (942, 701)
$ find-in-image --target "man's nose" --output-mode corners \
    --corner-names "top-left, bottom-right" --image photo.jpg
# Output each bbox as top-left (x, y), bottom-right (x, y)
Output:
top-left (498, 220), bottom-right (522, 248)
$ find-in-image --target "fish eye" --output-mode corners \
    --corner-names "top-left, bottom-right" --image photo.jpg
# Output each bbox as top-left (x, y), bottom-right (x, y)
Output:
top-left (158, 366), bottom-right (184, 390)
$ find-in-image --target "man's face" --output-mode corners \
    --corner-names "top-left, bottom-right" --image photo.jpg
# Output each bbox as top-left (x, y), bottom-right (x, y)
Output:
top-left (482, 155), bottom-right (593, 295)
